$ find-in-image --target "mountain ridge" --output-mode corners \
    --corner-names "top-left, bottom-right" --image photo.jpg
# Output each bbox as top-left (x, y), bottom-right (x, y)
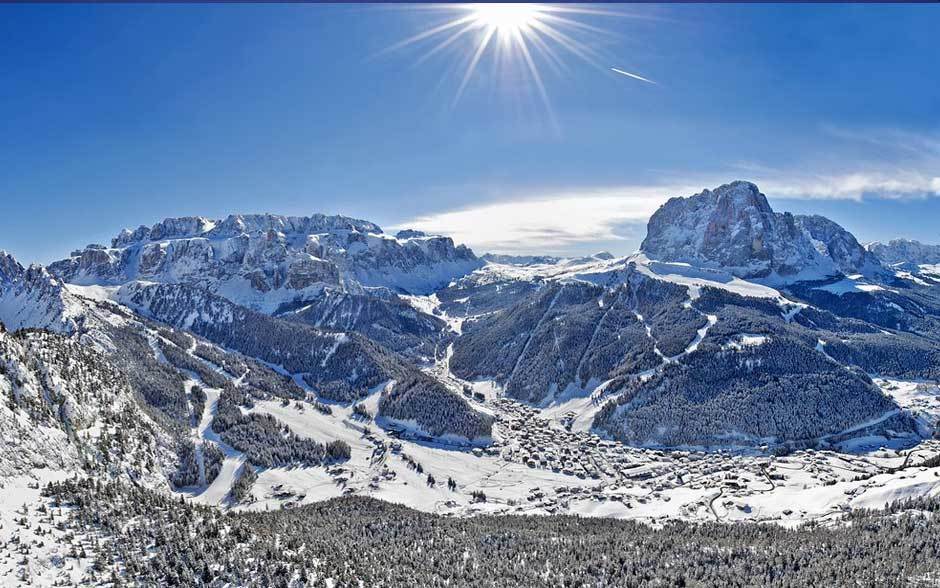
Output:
top-left (50, 212), bottom-right (482, 313)
top-left (868, 237), bottom-right (940, 266)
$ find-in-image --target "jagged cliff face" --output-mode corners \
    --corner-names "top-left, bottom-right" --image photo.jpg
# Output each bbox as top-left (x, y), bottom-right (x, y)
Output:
top-left (640, 181), bottom-right (881, 281)
top-left (869, 238), bottom-right (940, 266)
top-left (0, 251), bottom-right (84, 333)
top-left (49, 213), bottom-right (481, 312)
top-left (640, 181), bottom-right (807, 278)
top-left (794, 214), bottom-right (883, 277)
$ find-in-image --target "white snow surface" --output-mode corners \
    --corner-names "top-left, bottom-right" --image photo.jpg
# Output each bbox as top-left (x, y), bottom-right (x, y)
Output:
top-left (815, 276), bottom-right (888, 296)
top-left (722, 334), bottom-right (770, 350)
top-left (477, 253), bottom-right (792, 303)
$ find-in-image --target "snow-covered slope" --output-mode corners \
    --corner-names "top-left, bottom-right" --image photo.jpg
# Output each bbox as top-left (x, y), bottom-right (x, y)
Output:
top-left (115, 280), bottom-right (493, 440)
top-left (6, 188), bottom-right (940, 543)
top-left (283, 288), bottom-right (451, 357)
top-left (0, 328), bottom-right (174, 480)
top-left (444, 257), bottom-right (922, 448)
top-left (50, 213), bottom-right (482, 312)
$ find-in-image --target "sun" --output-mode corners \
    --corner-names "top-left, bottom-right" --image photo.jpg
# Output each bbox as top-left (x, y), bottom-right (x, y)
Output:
top-left (469, 3), bottom-right (542, 36)
top-left (385, 3), bottom-right (654, 116)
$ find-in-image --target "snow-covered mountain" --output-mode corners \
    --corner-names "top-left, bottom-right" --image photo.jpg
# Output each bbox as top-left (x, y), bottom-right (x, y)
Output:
top-left (283, 288), bottom-right (450, 357)
top-left (7, 193), bottom-right (940, 452)
top-left (446, 253), bottom-right (932, 447)
top-left (640, 181), bottom-right (882, 282)
top-left (794, 213), bottom-right (883, 277)
top-left (50, 213), bottom-right (482, 312)
top-left (0, 251), bottom-right (85, 333)
top-left (868, 238), bottom-right (940, 266)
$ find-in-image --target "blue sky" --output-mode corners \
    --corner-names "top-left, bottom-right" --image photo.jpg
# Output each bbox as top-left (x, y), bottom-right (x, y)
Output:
top-left (1, 3), bottom-right (938, 264)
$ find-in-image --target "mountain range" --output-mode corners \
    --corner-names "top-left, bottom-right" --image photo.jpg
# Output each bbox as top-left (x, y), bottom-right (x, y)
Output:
top-left (4, 180), bottom-right (940, 522)
top-left (50, 213), bottom-right (480, 313)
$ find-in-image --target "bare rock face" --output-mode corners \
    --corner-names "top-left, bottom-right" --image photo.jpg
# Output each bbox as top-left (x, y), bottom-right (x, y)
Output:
top-left (49, 213), bottom-right (481, 312)
top-left (641, 181), bottom-right (881, 281)
top-left (0, 251), bottom-right (23, 283)
top-left (286, 258), bottom-right (340, 290)
top-left (112, 225), bottom-right (151, 247)
top-left (149, 216), bottom-right (214, 241)
top-left (794, 214), bottom-right (883, 276)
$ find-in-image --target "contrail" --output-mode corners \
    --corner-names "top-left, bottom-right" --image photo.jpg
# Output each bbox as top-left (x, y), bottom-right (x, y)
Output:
top-left (610, 67), bottom-right (656, 85)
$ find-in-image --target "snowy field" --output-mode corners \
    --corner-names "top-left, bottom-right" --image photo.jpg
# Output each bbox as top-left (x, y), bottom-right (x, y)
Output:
top-left (0, 470), bottom-right (92, 586)
top-left (224, 379), bottom-right (940, 527)
top-left (3, 336), bottom-right (940, 585)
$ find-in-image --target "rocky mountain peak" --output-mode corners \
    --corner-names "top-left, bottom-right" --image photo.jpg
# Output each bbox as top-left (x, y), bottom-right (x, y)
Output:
top-left (713, 180), bottom-right (773, 214)
top-left (0, 251), bottom-right (82, 333)
top-left (0, 250), bottom-right (25, 284)
top-left (396, 229), bottom-right (427, 239)
top-left (207, 213), bottom-right (382, 240)
top-left (641, 181), bottom-right (880, 281)
top-left (794, 214), bottom-right (882, 276)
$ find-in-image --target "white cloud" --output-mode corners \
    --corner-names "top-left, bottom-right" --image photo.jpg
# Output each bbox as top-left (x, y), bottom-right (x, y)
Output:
top-left (763, 127), bottom-right (940, 200)
top-left (758, 170), bottom-right (940, 202)
top-left (398, 183), bottom-right (699, 254)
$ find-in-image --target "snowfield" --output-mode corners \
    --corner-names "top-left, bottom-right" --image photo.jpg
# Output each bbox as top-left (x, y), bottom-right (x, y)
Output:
top-left (218, 389), bottom-right (940, 525)
top-left (814, 276), bottom-right (889, 296)
top-left (0, 470), bottom-right (91, 586)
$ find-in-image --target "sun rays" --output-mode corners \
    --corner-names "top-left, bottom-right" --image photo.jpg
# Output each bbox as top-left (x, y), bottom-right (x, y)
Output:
top-left (384, 3), bottom-right (654, 121)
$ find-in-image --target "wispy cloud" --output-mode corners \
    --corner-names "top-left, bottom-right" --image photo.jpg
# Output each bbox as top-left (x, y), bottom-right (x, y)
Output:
top-left (758, 170), bottom-right (940, 201)
top-left (398, 183), bottom-right (698, 254)
top-left (756, 126), bottom-right (940, 201)
top-left (820, 125), bottom-right (940, 158)
top-left (400, 172), bottom-right (940, 255)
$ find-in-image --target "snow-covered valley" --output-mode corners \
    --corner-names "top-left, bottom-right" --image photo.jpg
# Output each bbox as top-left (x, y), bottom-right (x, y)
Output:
top-left (108, 291), bottom-right (940, 527)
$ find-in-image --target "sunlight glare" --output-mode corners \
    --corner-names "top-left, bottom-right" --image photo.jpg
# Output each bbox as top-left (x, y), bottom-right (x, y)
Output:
top-left (385, 2), bottom-right (652, 119)
top-left (470, 4), bottom-right (541, 36)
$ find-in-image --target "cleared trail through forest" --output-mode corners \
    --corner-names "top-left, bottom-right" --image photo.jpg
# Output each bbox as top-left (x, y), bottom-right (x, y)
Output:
top-left (194, 387), bottom-right (246, 506)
